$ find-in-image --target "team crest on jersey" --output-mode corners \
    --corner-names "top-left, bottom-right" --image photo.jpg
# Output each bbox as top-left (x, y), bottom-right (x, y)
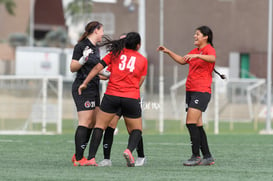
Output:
top-left (194, 99), bottom-right (199, 104)
top-left (84, 101), bottom-right (95, 108)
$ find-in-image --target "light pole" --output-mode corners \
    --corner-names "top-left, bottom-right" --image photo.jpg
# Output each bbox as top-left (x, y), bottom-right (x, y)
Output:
top-left (29, 0), bottom-right (35, 46)
top-left (159, 0), bottom-right (164, 134)
top-left (261, 0), bottom-right (273, 134)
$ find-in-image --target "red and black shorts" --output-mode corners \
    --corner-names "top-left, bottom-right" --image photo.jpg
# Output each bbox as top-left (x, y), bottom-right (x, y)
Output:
top-left (100, 94), bottom-right (141, 119)
top-left (185, 91), bottom-right (211, 112)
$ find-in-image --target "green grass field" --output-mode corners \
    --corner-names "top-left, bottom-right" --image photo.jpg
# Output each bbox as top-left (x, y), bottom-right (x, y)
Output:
top-left (1, 120), bottom-right (273, 181)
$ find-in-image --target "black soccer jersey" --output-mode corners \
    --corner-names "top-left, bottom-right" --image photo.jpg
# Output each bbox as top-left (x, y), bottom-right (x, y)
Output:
top-left (72, 38), bottom-right (100, 95)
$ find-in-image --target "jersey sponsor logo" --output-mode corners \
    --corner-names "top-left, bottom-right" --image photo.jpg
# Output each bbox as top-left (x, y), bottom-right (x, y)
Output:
top-left (84, 101), bottom-right (95, 108)
top-left (194, 99), bottom-right (199, 104)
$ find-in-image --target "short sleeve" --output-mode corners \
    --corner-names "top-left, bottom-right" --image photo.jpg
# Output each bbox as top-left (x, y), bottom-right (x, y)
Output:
top-left (72, 44), bottom-right (82, 60)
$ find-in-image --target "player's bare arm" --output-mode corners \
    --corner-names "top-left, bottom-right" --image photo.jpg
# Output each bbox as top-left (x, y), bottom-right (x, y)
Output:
top-left (78, 63), bottom-right (104, 95)
top-left (157, 46), bottom-right (187, 65)
top-left (139, 76), bottom-right (146, 87)
top-left (70, 59), bottom-right (82, 72)
top-left (183, 54), bottom-right (215, 63)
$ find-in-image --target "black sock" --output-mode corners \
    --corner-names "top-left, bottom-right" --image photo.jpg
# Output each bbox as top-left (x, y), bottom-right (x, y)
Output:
top-left (136, 136), bottom-right (145, 157)
top-left (102, 127), bottom-right (115, 159)
top-left (127, 129), bottom-right (142, 152)
top-left (87, 128), bottom-right (103, 160)
top-left (198, 126), bottom-right (212, 158)
top-left (186, 124), bottom-right (200, 157)
top-left (74, 126), bottom-right (91, 160)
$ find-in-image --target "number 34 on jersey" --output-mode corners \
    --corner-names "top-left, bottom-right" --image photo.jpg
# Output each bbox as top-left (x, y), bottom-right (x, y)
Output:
top-left (119, 55), bottom-right (136, 72)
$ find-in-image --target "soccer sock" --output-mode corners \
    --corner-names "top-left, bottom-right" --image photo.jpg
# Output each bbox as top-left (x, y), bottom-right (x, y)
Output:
top-left (198, 126), bottom-right (212, 158)
top-left (74, 126), bottom-right (91, 161)
top-left (136, 136), bottom-right (145, 157)
top-left (102, 127), bottom-right (115, 159)
top-left (87, 128), bottom-right (103, 160)
top-left (127, 129), bottom-right (142, 152)
top-left (186, 124), bottom-right (201, 157)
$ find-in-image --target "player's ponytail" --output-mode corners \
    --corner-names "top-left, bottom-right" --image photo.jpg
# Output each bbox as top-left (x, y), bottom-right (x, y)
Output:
top-left (100, 35), bottom-right (126, 57)
top-left (100, 32), bottom-right (141, 58)
top-left (213, 68), bottom-right (226, 79)
top-left (78, 21), bottom-right (103, 42)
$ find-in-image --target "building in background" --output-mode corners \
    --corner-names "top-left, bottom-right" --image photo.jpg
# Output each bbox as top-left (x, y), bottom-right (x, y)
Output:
top-left (0, 0), bottom-right (271, 93)
top-left (0, 0), bottom-right (66, 74)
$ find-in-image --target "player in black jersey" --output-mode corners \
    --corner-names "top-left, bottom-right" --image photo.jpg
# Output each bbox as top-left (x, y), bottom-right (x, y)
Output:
top-left (70, 21), bottom-right (104, 166)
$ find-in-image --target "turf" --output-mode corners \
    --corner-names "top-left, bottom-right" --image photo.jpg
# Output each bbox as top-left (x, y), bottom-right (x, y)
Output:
top-left (1, 131), bottom-right (273, 181)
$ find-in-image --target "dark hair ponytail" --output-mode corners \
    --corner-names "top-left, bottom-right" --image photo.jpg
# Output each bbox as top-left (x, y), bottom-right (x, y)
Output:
top-left (100, 32), bottom-right (141, 58)
top-left (78, 21), bottom-right (102, 42)
top-left (213, 69), bottom-right (226, 79)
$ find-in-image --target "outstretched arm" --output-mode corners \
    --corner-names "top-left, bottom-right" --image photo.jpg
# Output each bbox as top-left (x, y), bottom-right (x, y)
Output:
top-left (183, 54), bottom-right (215, 63)
top-left (157, 46), bottom-right (187, 65)
top-left (78, 63), bottom-right (104, 95)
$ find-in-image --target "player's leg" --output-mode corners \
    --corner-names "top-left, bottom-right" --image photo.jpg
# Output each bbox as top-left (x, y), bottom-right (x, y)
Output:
top-left (74, 110), bottom-right (93, 161)
top-left (123, 116), bottom-right (142, 167)
top-left (99, 114), bottom-right (120, 167)
top-left (183, 107), bottom-right (202, 166)
top-left (71, 90), bottom-right (97, 166)
top-left (86, 94), bottom-right (119, 166)
top-left (125, 121), bottom-right (146, 166)
top-left (135, 136), bottom-right (147, 166)
top-left (121, 97), bottom-right (142, 167)
top-left (86, 109), bottom-right (115, 166)
top-left (197, 116), bottom-right (215, 166)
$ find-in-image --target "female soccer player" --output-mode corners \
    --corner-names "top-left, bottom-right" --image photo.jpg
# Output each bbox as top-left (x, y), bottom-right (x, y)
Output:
top-left (157, 25), bottom-right (220, 166)
top-left (70, 21), bottom-right (104, 166)
top-left (78, 32), bottom-right (147, 167)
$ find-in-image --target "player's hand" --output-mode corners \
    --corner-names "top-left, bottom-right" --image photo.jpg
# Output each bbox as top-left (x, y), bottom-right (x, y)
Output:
top-left (79, 47), bottom-right (92, 65)
top-left (78, 83), bottom-right (87, 95)
top-left (183, 54), bottom-right (198, 62)
top-left (157, 46), bottom-right (169, 53)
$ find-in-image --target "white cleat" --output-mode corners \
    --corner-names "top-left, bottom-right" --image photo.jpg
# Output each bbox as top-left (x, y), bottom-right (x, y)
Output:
top-left (98, 159), bottom-right (112, 167)
top-left (135, 157), bottom-right (147, 167)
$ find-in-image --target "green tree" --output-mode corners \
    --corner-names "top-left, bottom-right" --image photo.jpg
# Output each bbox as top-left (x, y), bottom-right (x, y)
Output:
top-left (0, 0), bottom-right (16, 15)
top-left (65, 0), bottom-right (93, 24)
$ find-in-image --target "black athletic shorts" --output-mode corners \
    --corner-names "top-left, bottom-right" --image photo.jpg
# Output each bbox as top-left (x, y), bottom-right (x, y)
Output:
top-left (72, 80), bottom-right (100, 112)
top-left (100, 94), bottom-right (141, 119)
top-left (116, 108), bottom-right (122, 117)
top-left (185, 91), bottom-right (211, 112)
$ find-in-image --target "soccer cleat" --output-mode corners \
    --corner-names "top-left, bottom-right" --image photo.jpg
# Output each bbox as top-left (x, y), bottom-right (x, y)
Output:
top-left (135, 157), bottom-right (147, 167)
top-left (98, 159), bottom-right (112, 167)
top-left (72, 154), bottom-right (87, 163)
top-left (123, 149), bottom-right (135, 167)
top-left (72, 154), bottom-right (76, 163)
top-left (183, 155), bottom-right (201, 166)
top-left (73, 157), bottom-right (87, 166)
top-left (85, 158), bottom-right (98, 167)
top-left (199, 157), bottom-right (215, 166)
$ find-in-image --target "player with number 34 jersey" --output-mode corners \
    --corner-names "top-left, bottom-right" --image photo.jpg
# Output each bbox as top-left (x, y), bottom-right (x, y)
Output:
top-left (102, 49), bottom-right (147, 99)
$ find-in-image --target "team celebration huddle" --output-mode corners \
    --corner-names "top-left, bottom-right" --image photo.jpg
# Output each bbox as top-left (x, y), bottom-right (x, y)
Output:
top-left (70, 20), bottom-right (221, 167)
